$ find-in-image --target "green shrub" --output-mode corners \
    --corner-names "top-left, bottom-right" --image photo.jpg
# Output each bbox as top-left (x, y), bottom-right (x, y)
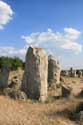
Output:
top-left (0, 56), bottom-right (25, 70)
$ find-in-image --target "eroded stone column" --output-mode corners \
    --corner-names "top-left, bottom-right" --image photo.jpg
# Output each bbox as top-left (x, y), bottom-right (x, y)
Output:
top-left (69, 68), bottom-right (77, 77)
top-left (78, 70), bottom-right (82, 78)
top-left (0, 64), bottom-right (11, 89)
top-left (22, 47), bottom-right (48, 102)
top-left (48, 55), bottom-right (60, 85)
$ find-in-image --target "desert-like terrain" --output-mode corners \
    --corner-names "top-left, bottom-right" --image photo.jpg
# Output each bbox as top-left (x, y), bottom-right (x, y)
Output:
top-left (0, 0), bottom-right (83, 125)
top-left (0, 71), bottom-right (83, 125)
top-left (0, 95), bottom-right (81, 125)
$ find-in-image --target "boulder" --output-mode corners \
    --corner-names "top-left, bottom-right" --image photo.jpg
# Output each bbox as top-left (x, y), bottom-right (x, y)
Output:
top-left (62, 85), bottom-right (72, 97)
top-left (3, 88), bottom-right (27, 101)
top-left (48, 55), bottom-right (61, 86)
top-left (0, 64), bottom-right (11, 89)
top-left (61, 70), bottom-right (69, 77)
top-left (78, 70), bottom-right (82, 78)
top-left (69, 68), bottom-right (77, 77)
top-left (78, 90), bottom-right (83, 97)
top-left (74, 102), bottom-right (83, 121)
top-left (78, 111), bottom-right (83, 121)
top-left (60, 76), bottom-right (65, 83)
top-left (8, 76), bottom-right (21, 90)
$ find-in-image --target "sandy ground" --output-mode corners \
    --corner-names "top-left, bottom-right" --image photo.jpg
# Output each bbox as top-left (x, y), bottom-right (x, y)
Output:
top-left (0, 71), bottom-right (83, 125)
top-left (63, 77), bottom-right (83, 96)
top-left (0, 96), bottom-right (80, 125)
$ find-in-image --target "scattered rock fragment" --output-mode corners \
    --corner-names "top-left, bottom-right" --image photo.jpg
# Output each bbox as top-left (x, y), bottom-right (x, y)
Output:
top-left (8, 76), bottom-right (21, 90)
top-left (3, 88), bottom-right (27, 101)
top-left (62, 85), bottom-right (72, 97)
top-left (0, 64), bottom-right (11, 89)
top-left (48, 55), bottom-right (61, 88)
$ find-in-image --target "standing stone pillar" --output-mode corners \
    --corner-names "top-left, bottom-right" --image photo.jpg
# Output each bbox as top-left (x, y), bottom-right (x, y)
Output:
top-left (73, 70), bottom-right (77, 77)
top-left (69, 67), bottom-right (73, 77)
top-left (78, 70), bottom-right (82, 78)
top-left (61, 70), bottom-right (69, 77)
top-left (69, 67), bottom-right (77, 77)
top-left (0, 64), bottom-right (11, 89)
top-left (48, 55), bottom-right (60, 85)
top-left (22, 47), bottom-right (48, 102)
top-left (82, 71), bottom-right (83, 77)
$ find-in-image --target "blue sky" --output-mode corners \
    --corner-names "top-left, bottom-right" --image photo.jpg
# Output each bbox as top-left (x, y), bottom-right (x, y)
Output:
top-left (0, 0), bottom-right (83, 69)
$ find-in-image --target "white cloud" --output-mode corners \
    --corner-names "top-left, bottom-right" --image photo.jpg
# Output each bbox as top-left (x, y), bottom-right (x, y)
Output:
top-left (0, 1), bottom-right (13, 30)
top-left (0, 46), bottom-right (26, 58)
top-left (22, 28), bottom-right (82, 54)
top-left (61, 42), bottom-right (82, 54)
top-left (0, 28), bottom-right (82, 60)
top-left (64, 28), bottom-right (81, 40)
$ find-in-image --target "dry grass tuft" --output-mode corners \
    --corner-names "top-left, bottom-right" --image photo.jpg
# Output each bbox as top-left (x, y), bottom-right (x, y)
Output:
top-left (0, 95), bottom-right (82, 125)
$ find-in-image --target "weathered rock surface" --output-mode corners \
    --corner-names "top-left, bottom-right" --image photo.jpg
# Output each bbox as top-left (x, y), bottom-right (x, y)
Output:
top-left (78, 70), bottom-right (82, 78)
top-left (61, 70), bottom-right (69, 77)
top-left (0, 64), bottom-right (11, 89)
top-left (8, 76), bottom-right (21, 90)
top-left (74, 102), bottom-right (83, 121)
top-left (69, 68), bottom-right (77, 77)
top-left (78, 90), bottom-right (83, 97)
top-left (78, 111), bottom-right (83, 121)
top-left (3, 88), bottom-right (27, 100)
top-left (60, 76), bottom-right (65, 83)
top-left (48, 55), bottom-right (60, 86)
top-left (62, 85), bottom-right (72, 97)
top-left (22, 46), bottom-right (48, 102)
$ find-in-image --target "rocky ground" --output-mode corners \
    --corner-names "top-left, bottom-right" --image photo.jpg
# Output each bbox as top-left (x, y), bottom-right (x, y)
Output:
top-left (63, 77), bottom-right (83, 96)
top-left (0, 95), bottom-right (82, 125)
top-left (0, 70), bottom-right (83, 125)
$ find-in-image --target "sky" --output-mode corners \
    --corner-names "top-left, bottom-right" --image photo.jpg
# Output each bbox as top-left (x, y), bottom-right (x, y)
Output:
top-left (0, 0), bottom-right (83, 69)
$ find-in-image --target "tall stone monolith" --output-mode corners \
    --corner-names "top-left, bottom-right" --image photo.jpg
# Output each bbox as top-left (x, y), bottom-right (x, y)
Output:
top-left (0, 64), bottom-right (11, 89)
top-left (78, 70), bottom-right (82, 78)
top-left (22, 47), bottom-right (48, 102)
top-left (48, 55), bottom-right (60, 86)
top-left (69, 67), bottom-right (77, 77)
top-left (61, 70), bottom-right (69, 77)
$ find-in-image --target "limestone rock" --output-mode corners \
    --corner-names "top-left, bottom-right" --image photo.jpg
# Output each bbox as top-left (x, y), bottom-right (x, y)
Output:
top-left (62, 85), bottom-right (72, 97)
top-left (61, 70), bottom-right (69, 77)
top-left (78, 70), bottom-right (82, 78)
top-left (78, 90), bottom-right (83, 97)
top-left (48, 55), bottom-right (60, 86)
top-left (8, 76), bottom-right (21, 90)
top-left (0, 64), bottom-right (11, 89)
top-left (69, 68), bottom-right (77, 77)
top-left (78, 111), bottom-right (83, 121)
top-left (21, 46), bottom-right (48, 102)
top-left (3, 88), bottom-right (27, 101)
top-left (74, 102), bottom-right (83, 121)
top-left (60, 76), bottom-right (65, 83)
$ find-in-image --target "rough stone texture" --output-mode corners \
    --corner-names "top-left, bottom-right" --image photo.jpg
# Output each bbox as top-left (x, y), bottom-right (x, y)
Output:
top-left (74, 102), bottom-right (83, 121)
top-left (3, 88), bottom-right (27, 101)
top-left (8, 76), bottom-right (21, 90)
top-left (78, 111), bottom-right (83, 121)
top-left (62, 85), bottom-right (72, 97)
top-left (69, 68), bottom-right (77, 77)
top-left (78, 90), bottom-right (83, 97)
top-left (9, 68), bottom-right (24, 82)
top-left (78, 70), bottom-right (82, 78)
top-left (61, 70), bottom-right (69, 77)
top-left (48, 55), bottom-right (60, 85)
top-left (0, 64), bottom-right (11, 89)
top-left (22, 46), bottom-right (48, 102)
top-left (73, 70), bottom-right (77, 77)
top-left (60, 76), bottom-right (65, 83)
